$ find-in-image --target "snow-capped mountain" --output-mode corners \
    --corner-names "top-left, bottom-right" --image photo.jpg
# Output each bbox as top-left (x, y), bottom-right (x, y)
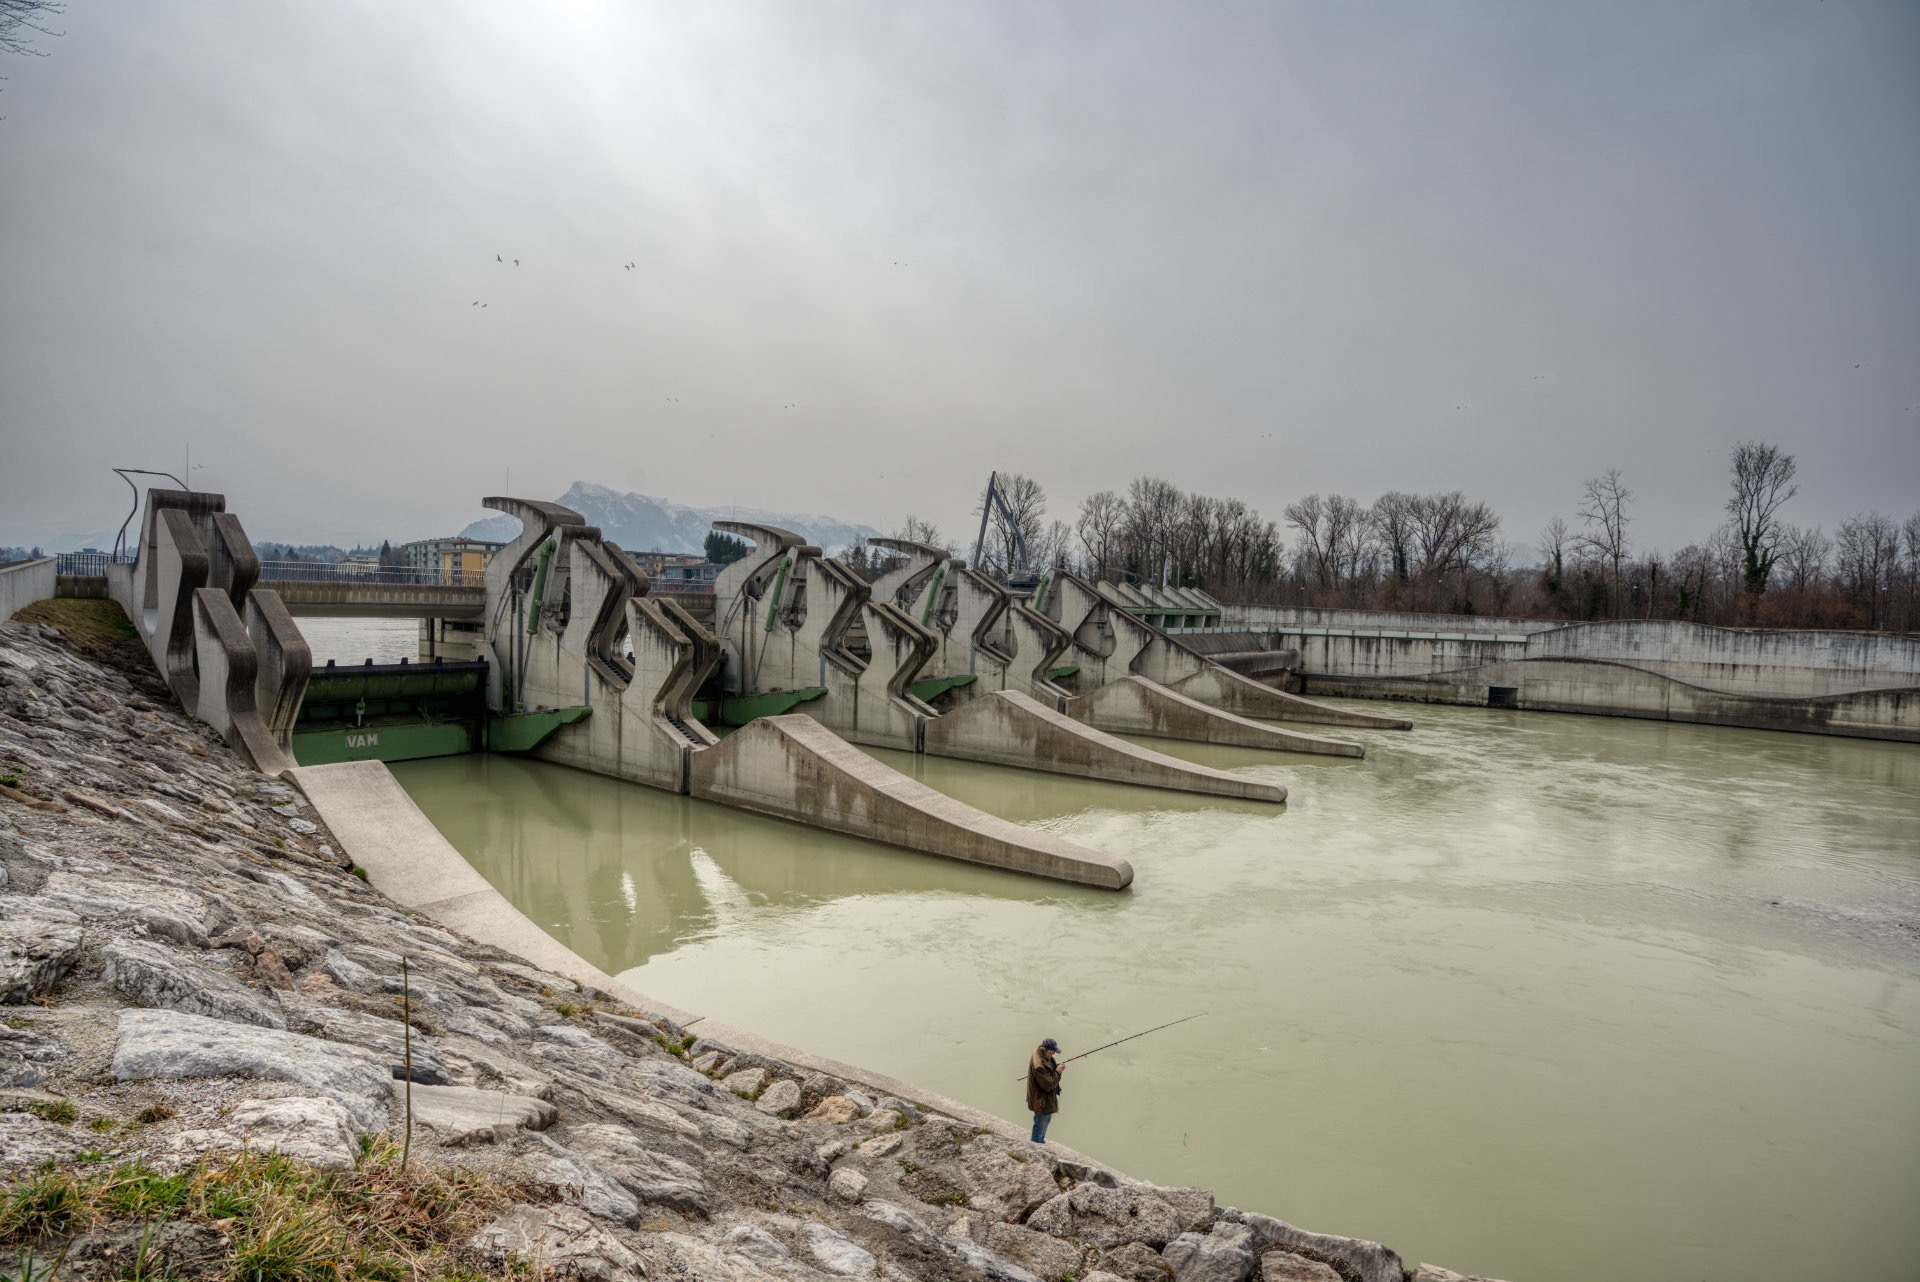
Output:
top-left (460, 482), bottom-right (882, 557)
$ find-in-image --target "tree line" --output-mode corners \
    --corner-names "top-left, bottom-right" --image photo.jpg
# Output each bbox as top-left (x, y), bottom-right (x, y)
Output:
top-left (845, 447), bottom-right (1917, 633)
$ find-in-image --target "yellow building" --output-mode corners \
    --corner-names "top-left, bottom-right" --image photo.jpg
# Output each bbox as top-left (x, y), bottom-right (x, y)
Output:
top-left (439, 542), bottom-right (498, 584)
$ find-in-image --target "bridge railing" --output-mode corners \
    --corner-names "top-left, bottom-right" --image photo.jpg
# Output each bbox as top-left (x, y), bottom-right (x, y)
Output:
top-left (55, 551), bottom-right (136, 577)
top-left (256, 561), bottom-right (481, 587)
top-left (649, 578), bottom-right (715, 596)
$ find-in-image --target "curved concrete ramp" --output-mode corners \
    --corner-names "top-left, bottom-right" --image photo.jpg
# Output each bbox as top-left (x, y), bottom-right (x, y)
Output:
top-left (1071, 676), bottom-right (1365, 758)
top-left (1165, 665), bottom-right (1414, 731)
top-left (924, 690), bottom-right (1286, 803)
top-left (690, 715), bottom-right (1133, 889)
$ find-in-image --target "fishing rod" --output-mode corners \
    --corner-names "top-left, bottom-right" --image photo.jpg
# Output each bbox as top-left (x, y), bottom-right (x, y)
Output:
top-left (1016, 1014), bottom-right (1206, 1080)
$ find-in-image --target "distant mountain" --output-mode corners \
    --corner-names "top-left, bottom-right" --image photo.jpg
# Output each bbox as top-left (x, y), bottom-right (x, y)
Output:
top-left (460, 482), bottom-right (882, 557)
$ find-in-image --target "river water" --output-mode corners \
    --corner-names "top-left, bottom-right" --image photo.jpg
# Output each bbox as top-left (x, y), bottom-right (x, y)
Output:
top-left (371, 638), bottom-right (1918, 1281)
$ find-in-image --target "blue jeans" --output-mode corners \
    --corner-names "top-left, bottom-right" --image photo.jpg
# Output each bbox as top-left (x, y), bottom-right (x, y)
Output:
top-left (1031, 1111), bottom-right (1053, 1143)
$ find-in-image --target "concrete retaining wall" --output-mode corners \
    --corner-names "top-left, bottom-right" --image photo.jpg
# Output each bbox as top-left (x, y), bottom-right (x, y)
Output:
top-left (0, 558), bottom-right (57, 621)
top-left (1223, 605), bottom-right (1920, 741)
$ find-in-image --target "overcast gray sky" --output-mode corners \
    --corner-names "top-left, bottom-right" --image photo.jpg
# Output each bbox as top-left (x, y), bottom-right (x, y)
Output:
top-left (2, 0), bottom-right (1914, 554)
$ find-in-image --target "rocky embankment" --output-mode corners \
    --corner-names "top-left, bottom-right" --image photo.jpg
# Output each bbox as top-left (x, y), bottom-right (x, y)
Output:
top-left (0, 602), bottom-right (1503, 1282)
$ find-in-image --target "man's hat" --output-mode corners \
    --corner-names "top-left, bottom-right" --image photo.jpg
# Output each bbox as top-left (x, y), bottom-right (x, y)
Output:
top-left (1040, 1037), bottom-right (1060, 1052)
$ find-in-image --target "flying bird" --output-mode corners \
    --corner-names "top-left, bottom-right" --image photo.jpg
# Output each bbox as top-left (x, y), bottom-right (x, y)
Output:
top-left (472, 301), bottom-right (478, 306)
top-left (514, 259), bottom-right (520, 267)
top-left (496, 255), bottom-right (502, 262)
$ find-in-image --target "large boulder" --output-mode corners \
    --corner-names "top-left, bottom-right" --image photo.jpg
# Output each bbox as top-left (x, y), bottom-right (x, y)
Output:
top-left (962, 1136), bottom-right (1063, 1223)
top-left (0, 907), bottom-right (83, 1003)
top-left (102, 937), bottom-right (287, 1029)
top-left (1027, 1183), bottom-right (1184, 1249)
top-left (755, 1078), bottom-right (802, 1116)
top-left (1235, 1213), bottom-right (1405, 1282)
top-left (986, 1221), bottom-right (1084, 1280)
top-left (1161, 1222), bottom-right (1256, 1282)
top-left (471, 1203), bottom-right (645, 1281)
top-left (110, 1008), bottom-right (393, 1130)
top-left (1263, 1251), bottom-right (1342, 1281)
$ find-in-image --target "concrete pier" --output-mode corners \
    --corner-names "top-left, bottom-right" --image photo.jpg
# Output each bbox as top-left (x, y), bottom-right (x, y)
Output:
top-left (103, 489), bottom-right (310, 773)
top-left (715, 526), bottom-right (1288, 800)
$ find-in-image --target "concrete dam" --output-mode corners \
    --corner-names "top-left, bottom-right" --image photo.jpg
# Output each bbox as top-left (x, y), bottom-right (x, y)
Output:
top-left (21, 487), bottom-right (1416, 891)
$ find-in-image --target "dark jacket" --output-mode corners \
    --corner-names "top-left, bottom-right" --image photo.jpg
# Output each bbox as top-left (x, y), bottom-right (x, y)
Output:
top-left (1027, 1048), bottom-right (1062, 1115)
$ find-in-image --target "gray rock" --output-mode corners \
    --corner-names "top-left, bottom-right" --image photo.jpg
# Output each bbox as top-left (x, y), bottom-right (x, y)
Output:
top-left (1263, 1251), bottom-right (1343, 1282)
top-left (690, 1051), bottom-right (722, 1073)
top-left (400, 1081), bottom-right (555, 1144)
top-left (755, 1078), bottom-right (802, 1116)
top-left (171, 1096), bottom-right (362, 1171)
top-left (0, 1112), bottom-right (92, 1170)
top-left (1098, 1241), bottom-right (1178, 1280)
top-left (1162, 1223), bottom-right (1255, 1282)
top-left (962, 1136), bottom-right (1062, 1222)
top-left (102, 936), bottom-right (287, 1029)
top-left (986, 1221), bottom-right (1084, 1280)
top-left (525, 1135), bottom-right (642, 1225)
top-left (110, 1008), bottom-right (393, 1131)
top-left (943, 1231), bottom-right (1043, 1282)
top-left (1027, 1184), bottom-right (1184, 1250)
top-left (471, 1203), bottom-right (646, 1281)
top-left (804, 1222), bottom-right (878, 1277)
top-left (722, 1222), bottom-right (790, 1267)
top-left (829, 1165), bottom-right (870, 1203)
top-left (562, 1123), bottom-right (711, 1213)
top-left (875, 1094), bottom-right (923, 1121)
top-left (0, 1020), bottom-right (60, 1087)
top-left (1408, 1266), bottom-right (1509, 1282)
top-left (300, 1006), bottom-right (447, 1084)
top-left (316, 947), bottom-right (381, 992)
top-left (1234, 1214), bottom-right (1405, 1282)
top-left (722, 1066), bottom-right (768, 1098)
top-left (0, 908), bottom-right (83, 1003)
top-left (805, 1096), bottom-right (863, 1125)
top-left (1143, 1184), bottom-right (1218, 1234)
top-left (859, 1198), bottom-right (934, 1243)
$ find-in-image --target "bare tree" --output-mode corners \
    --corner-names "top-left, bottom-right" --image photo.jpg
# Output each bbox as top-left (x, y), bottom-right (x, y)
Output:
top-left (1726, 441), bottom-right (1799, 617)
top-left (1, 0), bottom-right (64, 57)
top-left (1778, 525), bottom-right (1830, 593)
top-left (894, 515), bottom-right (949, 554)
top-left (1836, 512), bottom-right (1899, 629)
top-left (1576, 469), bottom-right (1632, 615)
top-left (0, 0), bottom-right (63, 114)
top-left (1075, 491), bottom-right (1125, 583)
top-left (1284, 494), bottom-right (1333, 591)
top-left (974, 473), bottom-right (1047, 578)
top-left (1370, 492), bottom-right (1417, 596)
top-left (1539, 517), bottom-right (1572, 612)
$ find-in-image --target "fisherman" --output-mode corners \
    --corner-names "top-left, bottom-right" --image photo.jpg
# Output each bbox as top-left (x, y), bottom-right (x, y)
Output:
top-left (1027, 1037), bottom-right (1064, 1143)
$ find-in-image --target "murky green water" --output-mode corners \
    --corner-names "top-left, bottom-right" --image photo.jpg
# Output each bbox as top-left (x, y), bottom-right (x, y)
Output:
top-left (393, 704), bottom-right (1920, 1282)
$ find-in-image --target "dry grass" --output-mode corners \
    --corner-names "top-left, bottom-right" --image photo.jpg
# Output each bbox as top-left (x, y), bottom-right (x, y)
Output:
top-left (0, 1138), bottom-right (543, 1280)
